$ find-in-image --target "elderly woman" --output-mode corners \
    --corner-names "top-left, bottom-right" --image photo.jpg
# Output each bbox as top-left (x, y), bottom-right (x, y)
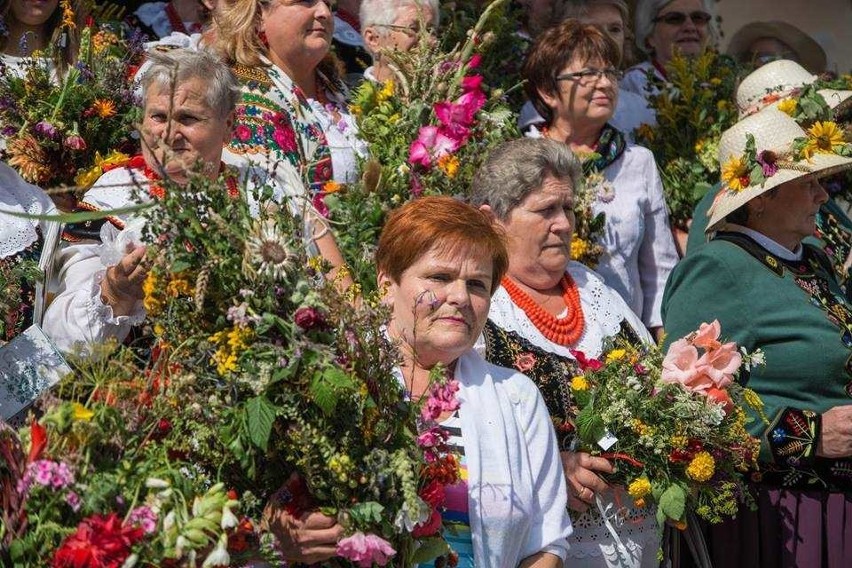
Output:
top-left (375, 195), bottom-right (572, 567)
top-left (726, 21), bottom-right (826, 74)
top-left (0, 0), bottom-right (83, 78)
top-left (663, 108), bottom-right (852, 567)
top-left (523, 20), bottom-right (678, 338)
top-left (519, 0), bottom-right (655, 139)
top-left (215, 0), bottom-right (368, 197)
top-left (0, 161), bottom-right (61, 342)
top-left (360, 0), bottom-right (439, 84)
top-left (621, 0), bottom-right (716, 103)
top-left (470, 137), bottom-right (658, 567)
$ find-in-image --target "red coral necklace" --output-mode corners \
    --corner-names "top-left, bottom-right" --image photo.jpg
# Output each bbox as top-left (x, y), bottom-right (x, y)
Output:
top-left (127, 155), bottom-right (238, 199)
top-left (502, 275), bottom-right (585, 346)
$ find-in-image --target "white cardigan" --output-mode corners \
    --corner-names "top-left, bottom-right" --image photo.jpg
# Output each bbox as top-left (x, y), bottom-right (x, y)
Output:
top-left (452, 349), bottom-right (572, 566)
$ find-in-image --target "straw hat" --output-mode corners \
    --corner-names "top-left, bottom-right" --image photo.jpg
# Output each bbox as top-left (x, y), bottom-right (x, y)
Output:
top-left (707, 108), bottom-right (852, 230)
top-left (736, 60), bottom-right (852, 118)
top-left (726, 21), bottom-right (827, 74)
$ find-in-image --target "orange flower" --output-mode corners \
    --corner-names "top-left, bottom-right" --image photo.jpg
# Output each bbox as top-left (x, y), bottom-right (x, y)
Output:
top-left (91, 99), bottom-right (117, 119)
top-left (322, 180), bottom-right (342, 193)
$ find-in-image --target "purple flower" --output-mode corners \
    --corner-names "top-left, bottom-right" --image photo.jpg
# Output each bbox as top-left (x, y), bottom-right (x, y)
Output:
top-left (2, 125), bottom-right (18, 137)
top-left (128, 505), bottom-right (158, 534)
top-left (65, 491), bottom-right (82, 512)
top-left (34, 120), bottom-right (59, 140)
top-left (52, 461), bottom-right (74, 488)
top-left (757, 150), bottom-right (779, 177)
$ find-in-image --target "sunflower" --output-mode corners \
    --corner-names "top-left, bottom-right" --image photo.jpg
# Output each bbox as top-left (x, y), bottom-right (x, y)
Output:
top-left (721, 156), bottom-right (749, 192)
top-left (91, 99), bottom-right (117, 119)
top-left (243, 219), bottom-right (297, 280)
top-left (802, 121), bottom-right (845, 158)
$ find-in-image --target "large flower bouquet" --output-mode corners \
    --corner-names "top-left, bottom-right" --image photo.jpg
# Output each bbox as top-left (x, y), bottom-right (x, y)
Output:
top-left (325, 0), bottom-right (518, 291)
top-left (633, 50), bottom-right (741, 229)
top-left (0, 172), bottom-right (450, 566)
top-left (0, 22), bottom-right (141, 204)
top-left (569, 321), bottom-right (766, 528)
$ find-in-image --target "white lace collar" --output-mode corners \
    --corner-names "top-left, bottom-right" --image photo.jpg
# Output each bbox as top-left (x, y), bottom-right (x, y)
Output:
top-left (725, 223), bottom-right (803, 261)
top-left (0, 164), bottom-right (53, 258)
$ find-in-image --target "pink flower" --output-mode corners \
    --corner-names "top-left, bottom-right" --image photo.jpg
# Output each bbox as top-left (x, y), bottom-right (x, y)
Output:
top-left (63, 135), bottom-right (86, 151)
top-left (64, 491), bottom-right (81, 512)
top-left (692, 320), bottom-right (722, 351)
top-left (417, 427), bottom-right (448, 448)
top-left (272, 126), bottom-right (298, 152)
top-left (467, 54), bottom-right (482, 70)
top-left (570, 349), bottom-right (603, 371)
top-left (336, 532), bottom-right (396, 567)
top-left (514, 352), bottom-right (536, 373)
top-left (127, 506), bottom-right (158, 535)
top-left (234, 124), bottom-right (252, 142)
top-left (461, 74), bottom-right (483, 92)
top-left (420, 379), bottom-right (460, 422)
top-left (661, 339), bottom-right (703, 389)
top-left (408, 126), bottom-right (461, 167)
top-left (695, 342), bottom-right (741, 389)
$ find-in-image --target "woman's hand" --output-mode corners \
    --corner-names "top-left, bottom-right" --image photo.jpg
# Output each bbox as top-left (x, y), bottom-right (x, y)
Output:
top-left (816, 405), bottom-right (852, 458)
top-left (263, 506), bottom-right (344, 564)
top-left (561, 451), bottom-right (613, 513)
top-left (100, 245), bottom-right (147, 316)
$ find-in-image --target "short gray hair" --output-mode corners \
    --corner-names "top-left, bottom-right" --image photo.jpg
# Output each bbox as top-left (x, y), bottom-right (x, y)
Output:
top-left (562, 0), bottom-right (629, 24)
top-left (634, 0), bottom-right (718, 56)
top-left (470, 138), bottom-right (583, 220)
top-left (360, 0), bottom-right (441, 36)
top-left (140, 48), bottom-right (240, 119)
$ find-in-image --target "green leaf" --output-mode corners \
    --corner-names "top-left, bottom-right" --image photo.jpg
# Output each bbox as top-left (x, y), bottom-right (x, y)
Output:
top-left (348, 501), bottom-right (384, 525)
top-left (410, 536), bottom-right (450, 564)
top-left (311, 373), bottom-right (339, 416)
top-left (659, 483), bottom-right (687, 522)
top-left (245, 396), bottom-right (276, 451)
top-left (692, 181), bottom-right (712, 201)
top-left (575, 405), bottom-right (606, 445)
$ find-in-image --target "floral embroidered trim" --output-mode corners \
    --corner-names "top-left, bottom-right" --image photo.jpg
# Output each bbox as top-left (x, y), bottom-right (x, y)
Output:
top-left (765, 407), bottom-right (820, 470)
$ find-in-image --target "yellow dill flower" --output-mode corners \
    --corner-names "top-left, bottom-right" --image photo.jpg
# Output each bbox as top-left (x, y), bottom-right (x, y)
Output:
top-left (605, 348), bottom-right (627, 363)
top-left (142, 272), bottom-right (163, 314)
top-left (721, 156), bottom-right (748, 192)
top-left (91, 99), bottom-right (117, 119)
top-left (92, 30), bottom-right (119, 53)
top-left (61, 0), bottom-right (76, 30)
top-left (377, 79), bottom-right (395, 102)
top-left (631, 419), bottom-right (652, 436)
top-left (570, 238), bottom-right (590, 260)
top-left (803, 121), bottom-right (845, 158)
top-left (570, 375), bottom-right (589, 391)
top-left (670, 434), bottom-right (688, 448)
top-left (437, 154), bottom-right (460, 178)
top-left (72, 403), bottom-right (94, 421)
top-left (627, 477), bottom-right (652, 500)
top-left (74, 164), bottom-right (102, 190)
top-left (776, 98), bottom-right (797, 116)
top-left (686, 451), bottom-right (716, 482)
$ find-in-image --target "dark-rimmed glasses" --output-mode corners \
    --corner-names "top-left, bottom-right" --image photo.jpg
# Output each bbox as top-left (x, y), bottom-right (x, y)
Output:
top-left (555, 68), bottom-right (623, 84)
top-left (653, 11), bottom-right (712, 26)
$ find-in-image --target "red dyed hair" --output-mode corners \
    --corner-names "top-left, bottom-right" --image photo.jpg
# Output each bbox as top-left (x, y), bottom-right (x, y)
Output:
top-left (376, 196), bottom-right (508, 294)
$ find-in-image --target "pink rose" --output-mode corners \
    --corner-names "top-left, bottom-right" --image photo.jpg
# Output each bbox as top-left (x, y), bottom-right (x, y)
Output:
top-left (695, 342), bottom-right (741, 389)
top-left (692, 320), bottom-right (722, 351)
top-left (661, 339), bottom-right (703, 389)
top-left (336, 532), bottom-right (396, 567)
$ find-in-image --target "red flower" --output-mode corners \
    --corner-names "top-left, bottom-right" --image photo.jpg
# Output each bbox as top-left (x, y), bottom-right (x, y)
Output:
top-left (419, 480), bottom-right (446, 508)
top-left (412, 508), bottom-right (442, 538)
top-left (28, 420), bottom-right (47, 464)
top-left (569, 349), bottom-right (603, 371)
top-left (294, 306), bottom-right (326, 331)
top-left (52, 513), bottom-right (144, 568)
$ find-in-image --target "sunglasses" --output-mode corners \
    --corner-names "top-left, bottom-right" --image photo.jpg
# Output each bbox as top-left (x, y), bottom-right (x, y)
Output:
top-left (653, 11), bottom-right (712, 26)
top-left (555, 68), bottom-right (624, 84)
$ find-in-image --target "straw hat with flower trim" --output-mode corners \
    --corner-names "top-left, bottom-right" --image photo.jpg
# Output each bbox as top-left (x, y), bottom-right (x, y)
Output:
top-left (735, 59), bottom-right (852, 119)
top-left (707, 108), bottom-right (852, 230)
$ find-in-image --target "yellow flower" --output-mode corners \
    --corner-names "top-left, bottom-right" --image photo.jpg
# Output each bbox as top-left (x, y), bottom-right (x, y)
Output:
top-left (142, 272), bottom-right (163, 314)
top-left (777, 98), bottom-right (797, 116)
top-left (72, 402), bottom-right (94, 421)
top-left (570, 238), bottom-right (589, 260)
top-left (803, 121), bottom-right (845, 158)
top-left (437, 154), bottom-right (460, 178)
top-left (91, 99), bottom-right (117, 119)
top-left (721, 156), bottom-right (748, 192)
top-left (716, 100), bottom-right (730, 112)
top-left (74, 165), bottom-right (102, 189)
top-left (631, 419), bottom-right (653, 436)
top-left (153, 323), bottom-right (166, 337)
top-left (605, 348), bottom-right (627, 363)
top-left (350, 104), bottom-right (362, 117)
top-left (570, 375), bottom-right (589, 391)
top-left (710, 77), bottom-right (722, 86)
top-left (742, 388), bottom-right (764, 413)
top-left (686, 451), bottom-right (716, 482)
top-left (61, 0), bottom-right (75, 30)
top-left (670, 434), bottom-right (688, 448)
top-left (628, 477), bottom-right (652, 500)
top-left (377, 79), bottom-right (395, 102)
top-left (694, 139), bottom-right (705, 153)
top-left (166, 274), bottom-right (193, 298)
top-left (211, 348), bottom-right (238, 375)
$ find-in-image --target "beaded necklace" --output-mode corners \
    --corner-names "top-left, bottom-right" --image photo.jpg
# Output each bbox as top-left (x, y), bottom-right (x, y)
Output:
top-left (501, 274), bottom-right (585, 346)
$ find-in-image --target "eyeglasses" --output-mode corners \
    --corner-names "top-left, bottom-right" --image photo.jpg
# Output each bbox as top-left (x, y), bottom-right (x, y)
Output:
top-left (752, 52), bottom-right (798, 66)
top-left (555, 68), bottom-right (623, 84)
top-left (377, 23), bottom-right (436, 37)
top-left (653, 11), bottom-right (712, 26)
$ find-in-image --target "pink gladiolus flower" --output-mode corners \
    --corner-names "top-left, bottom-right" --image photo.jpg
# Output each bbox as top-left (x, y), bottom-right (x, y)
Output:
top-left (661, 339), bottom-right (703, 388)
top-left (417, 427), bottom-right (448, 448)
top-left (408, 126), bottom-right (461, 167)
top-left (461, 74), bottom-right (483, 91)
top-left (336, 532), bottom-right (396, 567)
top-left (695, 342), bottom-right (741, 389)
top-left (692, 320), bottom-right (722, 351)
top-left (467, 54), bottom-right (482, 70)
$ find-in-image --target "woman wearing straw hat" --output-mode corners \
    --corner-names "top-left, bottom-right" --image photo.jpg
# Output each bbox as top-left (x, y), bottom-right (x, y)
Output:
top-left (686, 60), bottom-right (852, 293)
top-left (726, 20), bottom-right (827, 74)
top-left (663, 107), bottom-right (852, 567)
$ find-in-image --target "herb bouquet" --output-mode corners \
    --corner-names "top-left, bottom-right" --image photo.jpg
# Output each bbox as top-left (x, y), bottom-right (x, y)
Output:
top-left (325, 0), bottom-right (519, 291)
top-left (569, 320), bottom-right (766, 529)
top-left (633, 50), bottom-right (741, 230)
top-left (0, 22), bottom-right (141, 205)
